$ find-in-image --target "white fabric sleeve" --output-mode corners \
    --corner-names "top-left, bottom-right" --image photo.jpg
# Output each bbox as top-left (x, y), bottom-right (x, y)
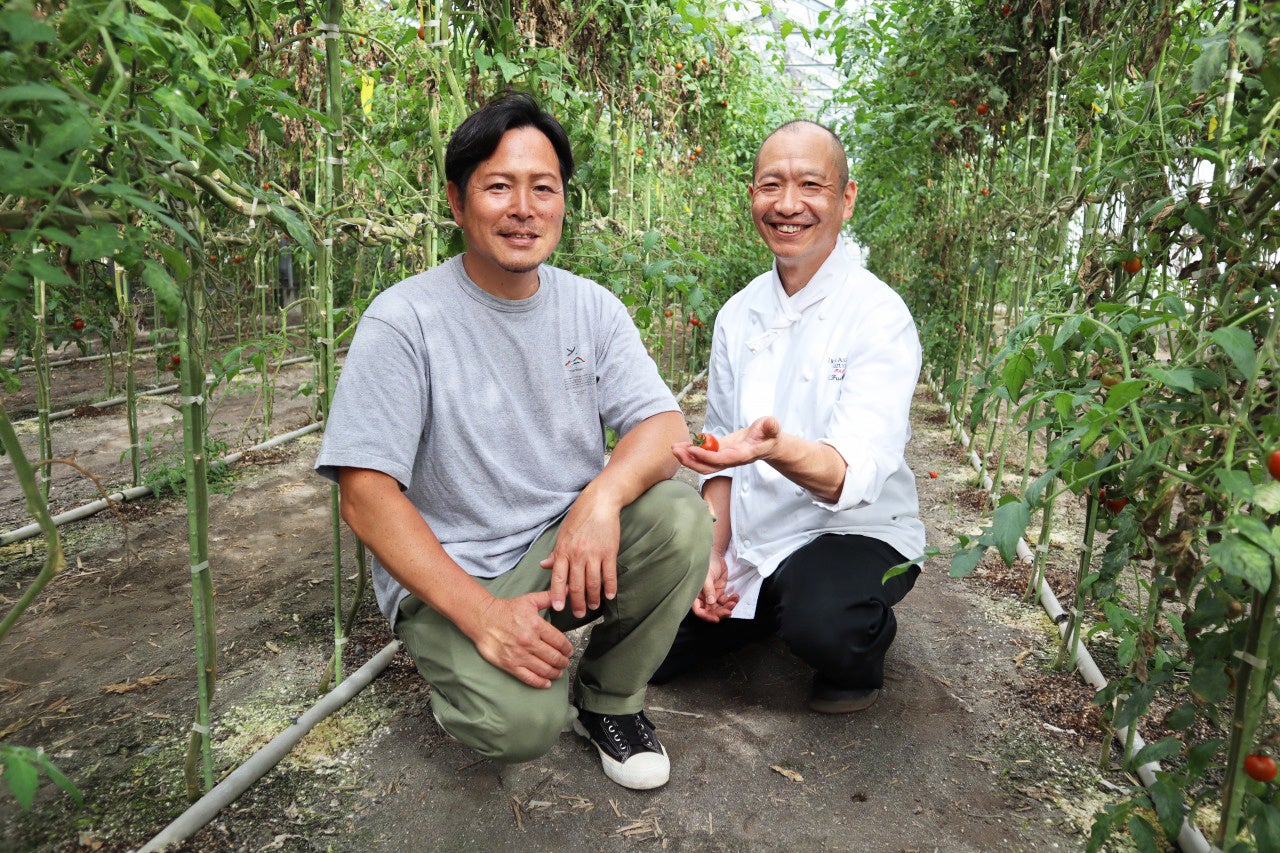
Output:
top-left (814, 299), bottom-right (921, 512)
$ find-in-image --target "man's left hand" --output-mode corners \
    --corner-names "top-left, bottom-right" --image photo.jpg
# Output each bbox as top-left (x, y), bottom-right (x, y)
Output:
top-left (672, 415), bottom-right (782, 475)
top-left (540, 491), bottom-right (621, 618)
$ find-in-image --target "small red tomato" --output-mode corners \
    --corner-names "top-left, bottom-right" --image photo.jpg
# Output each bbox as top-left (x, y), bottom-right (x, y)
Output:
top-left (693, 433), bottom-right (719, 452)
top-left (1122, 256), bottom-right (1143, 274)
top-left (720, 100), bottom-right (728, 107)
top-left (1245, 754), bottom-right (1277, 783)
top-left (171, 354), bottom-right (181, 366)
top-left (689, 316), bottom-right (702, 327)
top-left (675, 62), bottom-right (684, 71)
top-left (636, 148), bottom-right (644, 157)
top-left (72, 316), bottom-right (85, 331)
top-left (977, 103), bottom-right (990, 116)
top-left (980, 188), bottom-right (990, 195)
top-left (694, 146), bottom-right (703, 154)
top-left (1268, 449), bottom-right (1280, 481)
top-left (949, 99), bottom-right (957, 106)
top-left (1001, 4), bottom-right (1012, 15)
top-left (664, 309), bottom-right (673, 318)
top-left (1105, 497), bottom-right (1129, 513)
top-left (417, 25), bottom-right (426, 40)
top-left (262, 181), bottom-right (270, 190)
top-left (929, 471), bottom-right (938, 479)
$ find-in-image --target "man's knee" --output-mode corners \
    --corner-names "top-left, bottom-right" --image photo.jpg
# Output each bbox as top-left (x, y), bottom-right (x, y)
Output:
top-left (782, 596), bottom-right (897, 672)
top-left (447, 696), bottom-right (568, 763)
top-left (622, 480), bottom-right (712, 564)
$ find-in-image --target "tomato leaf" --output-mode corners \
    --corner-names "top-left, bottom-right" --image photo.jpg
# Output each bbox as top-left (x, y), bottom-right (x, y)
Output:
top-left (948, 546), bottom-right (983, 578)
top-left (1146, 778), bottom-right (1185, 840)
top-left (1000, 350), bottom-right (1033, 402)
top-left (991, 500), bottom-right (1029, 565)
top-left (1131, 737), bottom-right (1181, 769)
top-left (1207, 532), bottom-right (1272, 593)
top-left (1209, 327), bottom-right (1256, 379)
top-left (1103, 378), bottom-right (1145, 412)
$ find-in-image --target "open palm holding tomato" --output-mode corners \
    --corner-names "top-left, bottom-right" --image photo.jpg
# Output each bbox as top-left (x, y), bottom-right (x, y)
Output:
top-left (672, 416), bottom-right (783, 474)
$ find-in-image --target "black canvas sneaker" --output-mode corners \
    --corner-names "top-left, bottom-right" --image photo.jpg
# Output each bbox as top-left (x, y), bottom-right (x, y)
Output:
top-left (572, 707), bottom-right (670, 789)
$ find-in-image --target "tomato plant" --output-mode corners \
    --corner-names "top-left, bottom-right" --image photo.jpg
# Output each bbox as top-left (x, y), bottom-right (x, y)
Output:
top-left (1267, 449), bottom-right (1280, 481)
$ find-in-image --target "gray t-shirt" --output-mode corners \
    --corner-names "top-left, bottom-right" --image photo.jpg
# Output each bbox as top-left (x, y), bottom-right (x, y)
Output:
top-left (315, 255), bottom-right (678, 625)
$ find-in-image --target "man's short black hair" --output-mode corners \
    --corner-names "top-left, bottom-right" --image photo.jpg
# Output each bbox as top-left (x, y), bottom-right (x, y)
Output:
top-left (445, 91), bottom-right (574, 205)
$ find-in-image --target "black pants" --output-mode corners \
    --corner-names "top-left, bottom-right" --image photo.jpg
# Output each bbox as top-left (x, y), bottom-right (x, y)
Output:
top-left (650, 534), bottom-right (920, 690)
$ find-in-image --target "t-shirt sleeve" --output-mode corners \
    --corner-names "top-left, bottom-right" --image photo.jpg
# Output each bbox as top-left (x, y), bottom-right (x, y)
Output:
top-left (314, 309), bottom-right (428, 489)
top-left (594, 296), bottom-right (679, 436)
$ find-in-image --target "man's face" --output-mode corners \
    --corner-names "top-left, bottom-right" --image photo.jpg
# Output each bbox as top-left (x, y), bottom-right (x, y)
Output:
top-left (749, 125), bottom-right (855, 286)
top-left (447, 125), bottom-right (565, 289)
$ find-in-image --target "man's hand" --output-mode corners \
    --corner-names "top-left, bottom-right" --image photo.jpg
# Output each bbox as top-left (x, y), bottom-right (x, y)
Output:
top-left (673, 416), bottom-right (782, 475)
top-left (467, 590), bottom-right (574, 688)
top-left (539, 489), bottom-right (622, 617)
top-left (691, 552), bottom-right (739, 622)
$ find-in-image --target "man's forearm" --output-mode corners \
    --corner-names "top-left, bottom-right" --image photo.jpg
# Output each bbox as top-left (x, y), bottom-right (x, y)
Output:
top-left (337, 467), bottom-right (494, 639)
top-left (584, 410), bottom-right (687, 509)
top-left (761, 430), bottom-right (847, 504)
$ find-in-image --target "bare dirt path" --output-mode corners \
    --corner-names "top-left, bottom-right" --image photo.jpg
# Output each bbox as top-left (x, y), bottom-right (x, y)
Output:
top-left (0, 366), bottom-right (1122, 852)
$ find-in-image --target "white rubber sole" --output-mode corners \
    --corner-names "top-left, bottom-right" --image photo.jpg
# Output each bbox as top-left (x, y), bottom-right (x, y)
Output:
top-left (572, 718), bottom-right (670, 790)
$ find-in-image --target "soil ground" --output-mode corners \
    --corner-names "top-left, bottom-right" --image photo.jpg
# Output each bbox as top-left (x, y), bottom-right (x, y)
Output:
top-left (0, 346), bottom-right (1138, 852)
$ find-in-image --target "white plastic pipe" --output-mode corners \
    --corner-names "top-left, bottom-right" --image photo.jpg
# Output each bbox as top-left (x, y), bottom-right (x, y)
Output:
top-left (135, 639), bottom-right (402, 853)
top-left (926, 374), bottom-right (1211, 853)
top-left (0, 421), bottom-right (324, 545)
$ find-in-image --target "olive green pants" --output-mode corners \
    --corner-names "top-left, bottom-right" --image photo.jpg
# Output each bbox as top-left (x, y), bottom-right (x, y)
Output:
top-left (396, 479), bottom-right (710, 763)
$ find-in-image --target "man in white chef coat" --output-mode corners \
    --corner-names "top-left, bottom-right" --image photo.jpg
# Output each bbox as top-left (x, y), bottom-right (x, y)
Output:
top-left (653, 120), bottom-right (926, 712)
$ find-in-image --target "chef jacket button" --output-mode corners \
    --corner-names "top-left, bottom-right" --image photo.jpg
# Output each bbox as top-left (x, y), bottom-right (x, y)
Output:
top-left (743, 539), bottom-right (751, 548)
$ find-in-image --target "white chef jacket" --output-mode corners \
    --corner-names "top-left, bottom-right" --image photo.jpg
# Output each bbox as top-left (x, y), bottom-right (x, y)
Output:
top-left (703, 238), bottom-right (927, 619)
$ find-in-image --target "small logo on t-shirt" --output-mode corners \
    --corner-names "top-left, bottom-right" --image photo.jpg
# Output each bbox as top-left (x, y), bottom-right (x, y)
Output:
top-left (564, 345), bottom-right (592, 392)
top-left (828, 356), bottom-right (847, 381)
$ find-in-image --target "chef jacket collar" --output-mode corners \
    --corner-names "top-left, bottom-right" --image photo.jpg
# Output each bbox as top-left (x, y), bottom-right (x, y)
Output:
top-left (746, 239), bottom-right (851, 353)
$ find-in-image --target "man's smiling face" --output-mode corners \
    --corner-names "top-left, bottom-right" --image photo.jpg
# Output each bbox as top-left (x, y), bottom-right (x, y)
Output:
top-left (447, 125), bottom-right (565, 297)
top-left (749, 123), bottom-right (856, 293)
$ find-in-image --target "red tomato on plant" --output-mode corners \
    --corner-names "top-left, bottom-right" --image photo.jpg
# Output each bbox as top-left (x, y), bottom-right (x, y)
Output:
top-left (1268, 449), bottom-right (1280, 481)
top-left (976, 103), bottom-right (990, 116)
top-left (1105, 497), bottom-right (1129, 513)
top-left (1245, 754), bottom-right (1277, 783)
top-left (693, 433), bottom-right (719, 452)
top-left (1122, 256), bottom-right (1143, 274)
top-left (72, 316), bottom-right (85, 331)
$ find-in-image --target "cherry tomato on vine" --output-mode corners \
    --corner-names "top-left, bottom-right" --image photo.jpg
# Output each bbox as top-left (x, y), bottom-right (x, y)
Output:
top-left (976, 103), bottom-right (990, 116)
top-left (71, 315), bottom-right (85, 331)
top-left (1122, 256), bottom-right (1143, 274)
top-left (689, 316), bottom-right (702, 327)
top-left (417, 26), bottom-right (426, 40)
top-left (1001, 4), bottom-right (1012, 16)
top-left (693, 433), bottom-right (719, 452)
top-left (1269, 449), bottom-right (1280, 481)
top-left (1105, 496), bottom-right (1129, 513)
top-left (664, 309), bottom-right (673, 318)
top-left (929, 471), bottom-right (938, 479)
top-left (1245, 754), bottom-right (1277, 783)
top-left (949, 99), bottom-right (957, 106)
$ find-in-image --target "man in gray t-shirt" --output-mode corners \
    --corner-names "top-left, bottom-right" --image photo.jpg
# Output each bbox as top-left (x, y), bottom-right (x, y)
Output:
top-left (315, 92), bottom-right (708, 791)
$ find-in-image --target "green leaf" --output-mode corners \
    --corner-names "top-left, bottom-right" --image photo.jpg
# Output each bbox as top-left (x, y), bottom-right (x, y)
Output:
top-left (189, 2), bottom-right (222, 30)
top-left (1147, 778), bottom-right (1184, 840)
top-left (641, 230), bottom-right (662, 253)
top-left (1103, 378), bottom-right (1145, 412)
top-left (1143, 365), bottom-right (1197, 393)
top-left (1182, 203), bottom-right (1215, 239)
top-left (1189, 661), bottom-right (1230, 702)
top-left (1255, 481), bottom-right (1280, 515)
top-left (1209, 327), bottom-right (1256, 379)
top-left (1233, 515), bottom-right (1280, 563)
top-left (141, 262), bottom-right (180, 325)
top-left (0, 82), bottom-right (70, 105)
top-left (1208, 532), bottom-right (1272, 593)
top-left (991, 500), bottom-right (1029, 565)
top-left (949, 546), bottom-right (984, 578)
top-left (1131, 737), bottom-right (1181, 769)
top-left (1001, 350), bottom-right (1033, 402)
top-left (1126, 813), bottom-right (1159, 853)
top-left (2, 751), bottom-right (39, 810)
top-left (34, 752), bottom-right (82, 807)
